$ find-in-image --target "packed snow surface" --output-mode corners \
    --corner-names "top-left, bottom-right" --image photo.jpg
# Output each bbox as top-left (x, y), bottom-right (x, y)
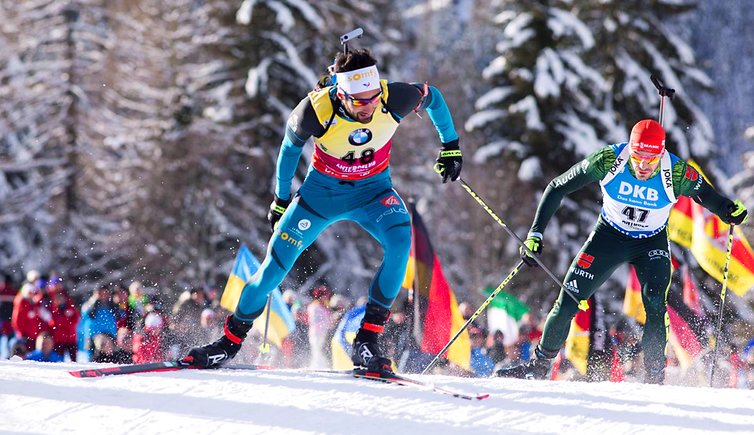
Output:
top-left (2, 360), bottom-right (753, 434)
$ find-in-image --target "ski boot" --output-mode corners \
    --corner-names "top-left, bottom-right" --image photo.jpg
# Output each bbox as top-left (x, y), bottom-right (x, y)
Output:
top-left (495, 346), bottom-right (555, 380)
top-left (184, 315), bottom-right (252, 368)
top-left (351, 303), bottom-right (393, 376)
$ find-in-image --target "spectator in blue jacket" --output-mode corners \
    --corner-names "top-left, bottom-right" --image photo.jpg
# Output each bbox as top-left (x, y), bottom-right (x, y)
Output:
top-left (26, 332), bottom-right (63, 362)
top-left (77, 286), bottom-right (118, 360)
top-left (469, 327), bottom-right (495, 377)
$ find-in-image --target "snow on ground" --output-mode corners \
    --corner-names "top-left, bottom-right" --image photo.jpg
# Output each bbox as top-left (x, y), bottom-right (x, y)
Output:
top-left (2, 360), bottom-right (754, 435)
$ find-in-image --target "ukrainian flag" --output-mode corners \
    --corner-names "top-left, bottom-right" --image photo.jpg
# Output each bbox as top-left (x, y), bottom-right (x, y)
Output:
top-left (220, 244), bottom-right (295, 347)
top-left (331, 304), bottom-right (365, 370)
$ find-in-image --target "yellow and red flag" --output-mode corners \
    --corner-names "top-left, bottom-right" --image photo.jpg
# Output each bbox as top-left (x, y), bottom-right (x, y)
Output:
top-left (564, 299), bottom-right (592, 375)
top-left (667, 161), bottom-right (754, 296)
top-left (564, 294), bottom-right (623, 381)
top-left (402, 203), bottom-right (470, 371)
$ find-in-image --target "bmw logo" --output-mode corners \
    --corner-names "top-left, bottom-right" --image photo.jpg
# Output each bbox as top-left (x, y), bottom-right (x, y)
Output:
top-left (348, 128), bottom-right (373, 146)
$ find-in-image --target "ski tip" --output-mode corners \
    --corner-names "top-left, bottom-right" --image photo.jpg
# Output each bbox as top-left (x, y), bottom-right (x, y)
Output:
top-left (476, 393), bottom-right (491, 400)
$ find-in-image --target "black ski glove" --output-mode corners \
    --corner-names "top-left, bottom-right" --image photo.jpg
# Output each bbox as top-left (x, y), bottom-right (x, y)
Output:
top-left (434, 139), bottom-right (462, 183)
top-left (519, 233), bottom-right (543, 267)
top-left (723, 200), bottom-right (748, 226)
top-left (267, 195), bottom-right (291, 232)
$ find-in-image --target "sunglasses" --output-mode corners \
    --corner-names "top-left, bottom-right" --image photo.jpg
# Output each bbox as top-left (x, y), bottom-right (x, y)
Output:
top-left (630, 153), bottom-right (662, 166)
top-left (341, 90), bottom-right (382, 107)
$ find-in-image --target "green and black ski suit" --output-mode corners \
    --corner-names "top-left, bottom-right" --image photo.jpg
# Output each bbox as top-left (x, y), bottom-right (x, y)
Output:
top-left (530, 143), bottom-right (734, 374)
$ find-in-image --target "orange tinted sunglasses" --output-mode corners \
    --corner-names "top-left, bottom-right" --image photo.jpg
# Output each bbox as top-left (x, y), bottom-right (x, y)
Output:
top-left (630, 153), bottom-right (662, 165)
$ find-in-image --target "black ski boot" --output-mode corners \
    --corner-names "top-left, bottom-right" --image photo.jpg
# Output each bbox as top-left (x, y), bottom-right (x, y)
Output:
top-left (185, 315), bottom-right (252, 368)
top-left (495, 346), bottom-right (554, 380)
top-left (351, 303), bottom-right (393, 375)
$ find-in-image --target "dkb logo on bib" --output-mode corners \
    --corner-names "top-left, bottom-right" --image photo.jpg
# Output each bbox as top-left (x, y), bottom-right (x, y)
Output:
top-left (618, 181), bottom-right (659, 201)
top-left (348, 128), bottom-right (373, 146)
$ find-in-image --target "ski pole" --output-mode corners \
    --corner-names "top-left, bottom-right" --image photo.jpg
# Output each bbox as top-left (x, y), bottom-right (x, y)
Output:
top-left (650, 75), bottom-right (675, 127)
top-left (421, 260), bottom-right (526, 375)
top-left (258, 293), bottom-right (273, 355)
top-left (709, 225), bottom-right (735, 386)
top-left (457, 177), bottom-right (588, 310)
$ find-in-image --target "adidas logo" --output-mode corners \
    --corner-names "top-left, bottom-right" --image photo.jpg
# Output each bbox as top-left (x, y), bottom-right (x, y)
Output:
top-left (565, 280), bottom-right (579, 294)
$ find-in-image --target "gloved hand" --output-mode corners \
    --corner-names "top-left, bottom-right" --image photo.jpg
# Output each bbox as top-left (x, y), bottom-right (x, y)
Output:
top-left (267, 195), bottom-right (291, 231)
top-left (519, 233), bottom-right (543, 267)
top-left (434, 139), bottom-right (462, 183)
top-left (723, 199), bottom-right (748, 225)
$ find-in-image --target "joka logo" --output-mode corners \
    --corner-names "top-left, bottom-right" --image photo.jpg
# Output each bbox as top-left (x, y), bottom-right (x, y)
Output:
top-left (577, 252), bottom-right (594, 269)
top-left (684, 166), bottom-right (699, 181)
top-left (609, 155), bottom-right (624, 175)
top-left (565, 280), bottom-right (580, 294)
top-left (348, 128), bottom-right (373, 146)
top-left (663, 168), bottom-right (672, 189)
top-left (618, 181), bottom-right (659, 201)
top-left (381, 195), bottom-right (400, 207)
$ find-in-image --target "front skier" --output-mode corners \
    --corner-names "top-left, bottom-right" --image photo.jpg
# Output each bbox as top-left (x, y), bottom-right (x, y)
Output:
top-left (496, 119), bottom-right (748, 384)
top-left (185, 47), bottom-right (462, 375)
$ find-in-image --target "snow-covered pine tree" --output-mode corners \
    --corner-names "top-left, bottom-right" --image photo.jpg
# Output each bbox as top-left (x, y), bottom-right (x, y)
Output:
top-left (0, 1), bottom-right (94, 279)
top-left (465, 1), bottom-right (613, 300)
top-left (582, 0), bottom-right (714, 162)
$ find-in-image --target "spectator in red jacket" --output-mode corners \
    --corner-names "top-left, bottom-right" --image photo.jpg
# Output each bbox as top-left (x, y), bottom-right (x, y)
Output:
top-left (12, 282), bottom-right (51, 348)
top-left (132, 311), bottom-right (165, 363)
top-left (49, 289), bottom-right (80, 361)
top-left (0, 274), bottom-right (17, 358)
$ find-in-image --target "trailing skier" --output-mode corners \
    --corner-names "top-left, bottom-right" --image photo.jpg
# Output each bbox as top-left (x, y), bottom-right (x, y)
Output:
top-left (496, 119), bottom-right (748, 384)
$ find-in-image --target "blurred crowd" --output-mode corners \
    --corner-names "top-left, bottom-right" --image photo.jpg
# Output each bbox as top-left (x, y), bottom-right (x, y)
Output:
top-left (2, 271), bottom-right (753, 389)
top-left (0, 270), bottom-right (227, 365)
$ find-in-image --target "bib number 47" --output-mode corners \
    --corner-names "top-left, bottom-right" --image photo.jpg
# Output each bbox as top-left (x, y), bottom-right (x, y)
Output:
top-left (622, 206), bottom-right (649, 222)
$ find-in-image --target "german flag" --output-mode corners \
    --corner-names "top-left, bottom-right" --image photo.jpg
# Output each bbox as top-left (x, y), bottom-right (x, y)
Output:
top-left (401, 203), bottom-right (470, 371)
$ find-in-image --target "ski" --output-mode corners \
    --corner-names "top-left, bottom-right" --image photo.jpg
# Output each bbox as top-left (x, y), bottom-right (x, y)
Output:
top-left (352, 370), bottom-right (490, 401)
top-left (69, 362), bottom-right (490, 400)
top-left (68, 361), bottom-right (272, 378)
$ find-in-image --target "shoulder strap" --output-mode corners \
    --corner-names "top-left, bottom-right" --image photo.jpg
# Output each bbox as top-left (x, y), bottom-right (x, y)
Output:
top-left (378, 80), bottom-right (401, 123)
top-left (307, 86), bottom-right (338, 134)
top-left (659, 152), bottom-right (676, 203)
top-left (600, 143), bottom-right (630, 186)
